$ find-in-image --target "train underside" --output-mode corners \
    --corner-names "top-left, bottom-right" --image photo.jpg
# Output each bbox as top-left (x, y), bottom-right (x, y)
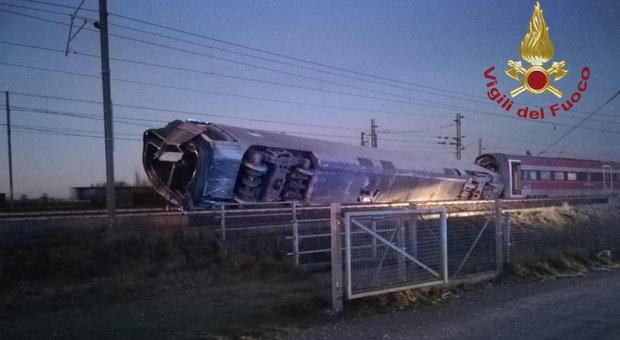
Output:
top-left (143, 121), bottom-right (504, 209)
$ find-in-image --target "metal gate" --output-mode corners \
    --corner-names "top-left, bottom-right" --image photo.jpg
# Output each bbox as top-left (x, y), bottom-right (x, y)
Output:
top-left (344, 209), bottom-right (447, 299)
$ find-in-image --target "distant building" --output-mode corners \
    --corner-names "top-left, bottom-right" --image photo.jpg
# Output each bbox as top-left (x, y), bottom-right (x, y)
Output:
top-left (71, 186), bottom-right (167, 208)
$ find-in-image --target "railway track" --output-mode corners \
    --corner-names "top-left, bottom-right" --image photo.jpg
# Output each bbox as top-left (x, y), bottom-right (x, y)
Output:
top-left (0, 196), bottom-right (611, 221)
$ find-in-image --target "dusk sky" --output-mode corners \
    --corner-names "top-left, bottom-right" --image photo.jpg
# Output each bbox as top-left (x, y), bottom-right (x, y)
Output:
top-left (1, 0), bottom-right (619, 198)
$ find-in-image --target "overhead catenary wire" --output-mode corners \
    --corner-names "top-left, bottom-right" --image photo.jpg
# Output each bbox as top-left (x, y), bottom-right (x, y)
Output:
top-left (0, 61), bottom-right (444, 121)
top-left (2, 1), bottom-right (608, 158)
top-left (5, 101), bottom-right (616, 158)
top-left (0, 6), bottom-right (493, 107)
top-left (7, 92), bottom-right (618, 161)
top-left (4, 7), bottom-right (620, 130)
top-left (538, 90), bottom-right (620, 156)
top-left (6, 91), bottom-right (370, 132)
top-left (4, 103), bottom-right (450, 145)
top-left (3, 41), bottom-right (619, 136)
top-left (5, 59), bottom-right (619, 140)
top-left (0, 122), bottom-right (141, 141)
top-left (6, 86), bottom-right (620, 154)
top-left (0, 37), bottom-right (483, 114)
top-left (1, 4), bottom-right (613, 119)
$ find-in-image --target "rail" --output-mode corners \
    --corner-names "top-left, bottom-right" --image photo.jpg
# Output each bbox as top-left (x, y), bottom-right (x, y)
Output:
top-left (0, 195), bottom-right (611, 220)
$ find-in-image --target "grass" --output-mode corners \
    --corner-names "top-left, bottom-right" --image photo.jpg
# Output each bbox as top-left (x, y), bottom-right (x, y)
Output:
top-left (503, 249), bottom-right (618, 280)
top-left (0, 228), bottom-right (327, 339)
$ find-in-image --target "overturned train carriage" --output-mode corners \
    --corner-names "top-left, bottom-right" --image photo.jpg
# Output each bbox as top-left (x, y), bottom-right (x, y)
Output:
top-left (143, 120), bottom-right (504, 209)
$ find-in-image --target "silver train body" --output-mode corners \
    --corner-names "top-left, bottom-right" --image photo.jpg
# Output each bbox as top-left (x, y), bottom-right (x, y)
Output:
top-left (143, 120), bottom-right (504, 209)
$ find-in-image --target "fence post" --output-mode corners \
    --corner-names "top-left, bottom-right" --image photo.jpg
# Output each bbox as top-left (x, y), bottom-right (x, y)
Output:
top-left (409, 204), bottom-right (418, 279)
top-left (397, 216), bottom-right (406, 282)
top-left (220, 203), bottom-right (226, 241)
top-left (291, 201), bottom-right (300, 266)
top-left (504, 213), bottom-right (511, 263)
top-left (371, 220), bottom-right (377, 259)
top-left (330, 202), bottom-right (343, 312)
top-left (440, 208), bottom-right (448, 283)
top-left (495, 199), bottom-right (503, 273)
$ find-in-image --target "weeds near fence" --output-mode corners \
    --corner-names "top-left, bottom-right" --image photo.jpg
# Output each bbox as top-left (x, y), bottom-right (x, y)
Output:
top-left (504, 249), bottom-right (618, 280)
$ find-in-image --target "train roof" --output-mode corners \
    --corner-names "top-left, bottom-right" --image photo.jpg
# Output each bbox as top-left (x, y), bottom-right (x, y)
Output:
top-left (477, 153), bottom-right (619, 168)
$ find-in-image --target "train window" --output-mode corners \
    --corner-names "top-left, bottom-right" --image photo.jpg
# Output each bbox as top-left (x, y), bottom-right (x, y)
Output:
top-left (380, 160), bottom-right (396, 171)
top-left (591, 173), bottom-right (603, 181)
top-left (357, 158), bottom-right (374, 168)
top-left (567, 172), bottom-right (577, 181)
top-left (540, 171), bottom-right (551, 180)
top-left (529, 171), bottom-right (538, 180)
top-left (511, 161), bottom-right (522, 195)
top-left (577, 172), bottom-right (588, 181)
top-left (553, 172), bottom-right (565, 181)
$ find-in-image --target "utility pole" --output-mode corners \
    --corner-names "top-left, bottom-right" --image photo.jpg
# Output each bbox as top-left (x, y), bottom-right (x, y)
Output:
top-left (97, 0), bottom-right (115, 228)
top-left (370, 119), bottom-right (378, 148)
top-left (478, 137), bottom-right (483, 156)
top-left (437, 114), bottom-right (465, 160)
top-left (455, 113), bottom-right (463, 160)
top-left (5, 92), bottom-right (14, 208)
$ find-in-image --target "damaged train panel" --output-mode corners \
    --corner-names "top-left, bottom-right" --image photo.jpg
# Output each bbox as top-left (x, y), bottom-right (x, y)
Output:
top-left (142, 120), bottom-right (504, 209)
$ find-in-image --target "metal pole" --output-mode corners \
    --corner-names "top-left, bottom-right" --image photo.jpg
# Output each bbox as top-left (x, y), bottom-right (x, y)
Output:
top-left (478, 137), bottom-right (482, 156)
top-left (5, 92), bottom-right (14, 208)
top-left (440, 209), bottom-right (448, 283)
top-left (330, 202), bottom-right (343, 312)
top-left (98, 0), bottom-right (115, 228)
top-left (505, 214), bottom-right (512, 263)
top-left (397, 217), bottom-right (406, 282)
top-left (292, 201), bottom-right (299, 266)
top-left (456, 113), bottom-right (463, 160)
top-left (220, 203), bottom-right (227, 255)
top-left (371, 220), bottom-right (377, 259)
top-left (220, 204), bottom-right (226, 241)
top-left (495, 199), bottom-right (504, 273)
top-left (409, 211), bottom-right (418, 279)
top-left (371, 119), bottom-right (378, 148)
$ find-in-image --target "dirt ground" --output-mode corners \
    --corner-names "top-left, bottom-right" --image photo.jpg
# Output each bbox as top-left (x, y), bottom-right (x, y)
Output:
top-left (3, 268), bottom-right (618, 340)
top-left (287, 268), bottom-right (620, 340)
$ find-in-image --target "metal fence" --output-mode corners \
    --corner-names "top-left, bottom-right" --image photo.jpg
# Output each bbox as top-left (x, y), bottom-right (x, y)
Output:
top-left (505, 204), bottom-right (620, 263)
top-left (330, 199), bottom-right (620, 311)
top-left (343, 209), bottom-right (448, 299)
top-left (448, 212), bottom-right (499, 278)
top-left (3, 198), bottom-right (619, 311)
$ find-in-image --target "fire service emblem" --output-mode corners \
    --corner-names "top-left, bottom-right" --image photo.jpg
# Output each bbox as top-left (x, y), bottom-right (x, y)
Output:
top-left (505, 2), bottom-right (567, 98)
top-left (483, 2), bottom-right (590, 120)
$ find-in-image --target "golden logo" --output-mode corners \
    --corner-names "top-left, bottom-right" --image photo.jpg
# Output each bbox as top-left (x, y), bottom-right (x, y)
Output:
top-left (505, 2), bottom-right (568, 98)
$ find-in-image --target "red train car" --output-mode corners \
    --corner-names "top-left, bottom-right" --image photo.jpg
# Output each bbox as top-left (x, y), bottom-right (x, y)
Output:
top-left (476, 153), bottom-right (619, 199)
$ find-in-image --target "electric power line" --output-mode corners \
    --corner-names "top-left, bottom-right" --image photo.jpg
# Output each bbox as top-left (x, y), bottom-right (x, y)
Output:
top-left (538, 89), bottom-right (620, 156)
top-left (4, 42), bottom-right (618, 136)
top-left (2, 4), bottom-right (612, 119)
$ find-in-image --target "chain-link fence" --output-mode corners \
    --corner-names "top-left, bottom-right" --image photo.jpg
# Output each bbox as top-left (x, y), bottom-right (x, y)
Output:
top-left (343, 209), bottom-right (447, 299)
top-left (447, 213), bottom-right (498, 278)
top-left (330, 200), bottom-right (620, 310)
top-left (506, 204), bottom-right (620, 263)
